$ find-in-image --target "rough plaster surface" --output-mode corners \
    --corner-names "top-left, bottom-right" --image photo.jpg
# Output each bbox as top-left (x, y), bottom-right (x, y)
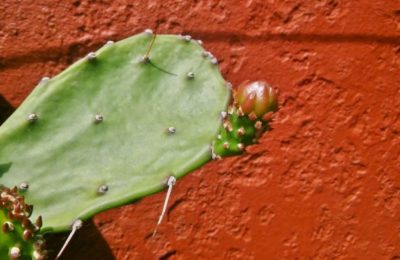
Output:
top-left (1, 0), bottom-right (400, 259)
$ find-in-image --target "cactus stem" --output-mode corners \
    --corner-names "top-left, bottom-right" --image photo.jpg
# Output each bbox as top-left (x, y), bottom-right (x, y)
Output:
top-left (217, 134), bottom-right (222, 140)
top-left (225, 82), bottom-right (232, 89)
top-left (18, 182), bottom-right (29, 191)
top-left (237, 143), bottom-right (245, 151)
top-left (153, 176), bottom-right (176, 237)
top-left (187, 71), bottom-right (195, 79)
top-left (9, 246), bottom-right (21, 259)
top-left (86, 52), bottom-right (97, 61)
top-left (94, 114), bottom-right (104, 123)
top-left (197, 39), bottom-right (203, 45)
top-left (56, 219), bottom-right (83, 260)
top-left (97, 184), bottom-right (108, 195)
top-left (27, 113), bottom-right (38, 123)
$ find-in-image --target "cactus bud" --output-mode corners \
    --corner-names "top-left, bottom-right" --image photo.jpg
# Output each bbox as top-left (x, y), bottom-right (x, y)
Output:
top-left (235, 81), bottom-right (277, 120)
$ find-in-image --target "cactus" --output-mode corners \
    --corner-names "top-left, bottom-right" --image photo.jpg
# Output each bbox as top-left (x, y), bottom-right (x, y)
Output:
top-left (213, 81), bottom-right (278, 157)
top-left (0, 32), bottom-right (230, 234)
top-left (0, 31), bottom-right (278, 258)
top-left (0, 186), bottom-right (46, 259)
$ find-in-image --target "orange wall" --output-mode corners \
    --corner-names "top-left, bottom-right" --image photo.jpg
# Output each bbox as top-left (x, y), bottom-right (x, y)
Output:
top-left (1, 1), bottom-right (400, 259)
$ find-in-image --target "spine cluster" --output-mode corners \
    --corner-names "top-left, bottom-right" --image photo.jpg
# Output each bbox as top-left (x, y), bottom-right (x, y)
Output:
top-left (213, 81), bottom-right (278, 158)
top-left (0, 186), bottom-right (46, 259)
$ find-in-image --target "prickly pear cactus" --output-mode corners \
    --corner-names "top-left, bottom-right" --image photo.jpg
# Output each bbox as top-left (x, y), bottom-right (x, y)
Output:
top-left (213, 81), bottom-right (278, 157)
top-left (0, 32), bottom-right (230, 233)
top-left (0, 186), bottom-right (46, 259)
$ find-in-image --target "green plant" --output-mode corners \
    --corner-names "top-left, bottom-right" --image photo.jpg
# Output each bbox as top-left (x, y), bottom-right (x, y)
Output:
top-left (0, 31), bottom-right (277, 259)
top-left (213, 80), bottom-right (277, 157)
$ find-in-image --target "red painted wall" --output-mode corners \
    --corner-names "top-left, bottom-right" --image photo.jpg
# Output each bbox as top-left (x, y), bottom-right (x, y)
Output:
top-left (1, 1), bottom-right (400, 259)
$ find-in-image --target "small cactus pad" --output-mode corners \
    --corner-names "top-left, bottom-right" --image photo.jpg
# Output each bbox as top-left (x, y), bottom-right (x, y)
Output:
top-left (213, 81), bottom-right (278, 157)
top-left (0, 186), bottom-right (46, 259)
top-left (0, 33), bottom-right (229, 232)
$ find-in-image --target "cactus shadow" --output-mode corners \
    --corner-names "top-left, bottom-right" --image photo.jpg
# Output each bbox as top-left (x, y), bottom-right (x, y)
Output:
top-left (0, 95), bottom-right (15, 178)
top-left (45, 219), bottom-right (115, 260)
top-left (0, 94), bottom-right (14, 126)
top-left (0, 162), bottom-right (12, 178)
top-left (1, 31), bottom-right (400, 71)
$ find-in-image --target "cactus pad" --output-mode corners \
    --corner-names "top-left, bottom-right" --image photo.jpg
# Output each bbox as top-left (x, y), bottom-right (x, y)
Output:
top-left (0, 33), bottom-right (230, 232)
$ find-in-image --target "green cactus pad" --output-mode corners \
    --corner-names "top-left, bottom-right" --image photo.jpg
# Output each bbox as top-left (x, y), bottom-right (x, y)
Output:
top-left (0, 33), bottom-right (230, 233)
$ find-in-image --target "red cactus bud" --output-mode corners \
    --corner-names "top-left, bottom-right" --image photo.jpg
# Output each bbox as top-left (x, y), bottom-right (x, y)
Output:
top-left (235, 81), bottom-right (277, 119)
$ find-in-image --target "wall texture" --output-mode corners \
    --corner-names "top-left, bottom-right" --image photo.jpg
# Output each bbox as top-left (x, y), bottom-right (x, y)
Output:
top-left (1, 0), bottom-right (400, 259)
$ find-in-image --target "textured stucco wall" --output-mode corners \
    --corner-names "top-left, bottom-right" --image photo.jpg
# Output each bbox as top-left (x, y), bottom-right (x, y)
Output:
top-left (1, 1), bottom-right (400, 259)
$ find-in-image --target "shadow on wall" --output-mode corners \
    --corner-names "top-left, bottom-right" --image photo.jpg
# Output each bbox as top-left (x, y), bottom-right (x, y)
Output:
top-left (0, 95), bottom-right (14, 125)
top-left (1, 31), bottom-right (399, 69)
top-left (45, 219), bottom-right (115, 260)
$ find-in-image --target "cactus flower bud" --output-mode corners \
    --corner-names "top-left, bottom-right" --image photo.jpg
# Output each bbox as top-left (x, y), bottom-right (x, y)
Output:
top-left (235, 81), bottom-right (278, 120)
